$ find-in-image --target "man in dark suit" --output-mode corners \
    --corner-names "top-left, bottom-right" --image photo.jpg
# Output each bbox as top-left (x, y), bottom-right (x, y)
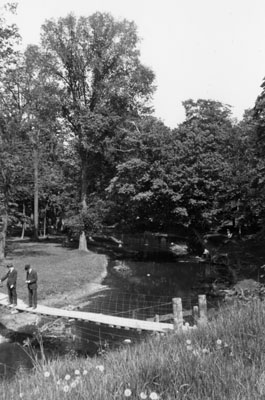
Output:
top-left (25, 264), bottom-right (38, 309)
top-left (0, 263), bottom-right (17, 309)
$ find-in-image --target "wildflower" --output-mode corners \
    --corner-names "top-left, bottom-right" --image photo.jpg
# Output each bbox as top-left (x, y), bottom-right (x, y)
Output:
top-left (71, 381), bottom-right (77, 388)
top-left (202, 348), bottom-right (209, 354)
top-left (124, 388), bottom-right (132, 397)
top-left (216, 339), bottom-right (222, 346)
top-left (74, 369), bottom-right (80, 375)
top-left (44, 371), bottom-right (50, 378)
top-left (96, 365), bottom-right (104, 372)
top-left (186, 339), bottom-right (191, 345)
top-left (124, 339), bottom-right (132, 344)
top-left (149, 392), bottom-right (159, 400)
top-left (140, 393), bottom-right (148, 399)
top-left (186, 345), bottom-right (193, 351)
top-left (64, 374), bottom-right (71, 381)
top-left (83, 369), bottom-right (88, 375)
top-left (63, 385), bottom-right (70, 393)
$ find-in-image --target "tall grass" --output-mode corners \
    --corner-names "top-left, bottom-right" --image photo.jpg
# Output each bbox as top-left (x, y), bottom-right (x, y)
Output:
top-left (1, 299), bottom-right (265, 399)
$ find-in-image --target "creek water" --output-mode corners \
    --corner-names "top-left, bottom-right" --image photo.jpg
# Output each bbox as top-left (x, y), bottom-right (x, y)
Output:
top-left (0, 236), bottom-right (208, 379)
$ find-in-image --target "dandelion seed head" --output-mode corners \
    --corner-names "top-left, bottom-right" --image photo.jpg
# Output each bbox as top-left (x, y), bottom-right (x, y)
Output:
top-left (96, 365), bottom-right (104, 372)
top-left (64, 374), bottom-right (71, 381)
top-left (186, 339), bottom-right (191, 345)
top-left (149, 392), bottom-right (159, 400)
top-left (83, 369), bottom-right (88, 375)
top-left (124, 388), bottom-right (132, 397)
top-left (63, 385), bottom-right (70, 393)
top-left (140, 393), bottom-right (148, 399)
top-left (44, 371), bottom-right (50, 378)
top-left (124, 339), bottom-right (132, 344)
top-left (70, 381), bottom-right (77, 388)
top-left (216, 339), bottom-right (222, 345)
top-left (74, 369), bottom-right (80, 375)
top-left (186, 345), bottom-right (193, 351)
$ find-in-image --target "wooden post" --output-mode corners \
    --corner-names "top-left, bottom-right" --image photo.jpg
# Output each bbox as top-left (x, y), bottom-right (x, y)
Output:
top-left (192, 305), bottom-right (199, 325)
top-left (172, 297), bottom-right (183, 331)
top-left (154, 314), bottom-right (159, 322)
top-left (198, 294), bottom-right (207, 325)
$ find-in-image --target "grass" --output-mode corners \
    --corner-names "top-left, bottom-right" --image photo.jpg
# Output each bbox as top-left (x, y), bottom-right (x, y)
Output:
top-left (0, 238), bottom-right (107, 305)
top-left (1, 299), bottom-right (265, 399)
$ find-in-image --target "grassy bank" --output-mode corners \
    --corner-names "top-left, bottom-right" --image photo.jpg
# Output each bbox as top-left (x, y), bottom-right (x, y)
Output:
top-left (1, 299), bottom-right (265, 399)
top-left (0, 238), bottom-right (107, 305)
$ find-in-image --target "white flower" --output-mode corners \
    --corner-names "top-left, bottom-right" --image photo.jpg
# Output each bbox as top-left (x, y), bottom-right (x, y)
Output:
top-left (149, 392), bottom-right (159, 400)
top-left (140, 393), bottom-right (148, 399)
top-left (74, 369), bottom-right (80, 375)
top-left (44, 371), bottom-right (50, 378)
top-left (56, 379), bottom-right (62, 385)
top-left (123, 339), bottom-right (132, 344)
top-left (64, 374), bottom-right (71, 381)
top-left (124, 388), bottom-right (132, 397)
top-left (70, 381), bottom-right (77, 388)
top-left (202, 348), bottom-right (209, 354)
top-left (96, 365), bottom-right (104, 372)
top-left (186, 339), bottom-right (191, 345)
top-left (83, 369), bottom-right (88, 375)
top-left (186, 345), bottom-right (193, 351)
top-left (216, 339), bottom-right (222, 346)
top-left (63, 385), bottom-right (70, 393)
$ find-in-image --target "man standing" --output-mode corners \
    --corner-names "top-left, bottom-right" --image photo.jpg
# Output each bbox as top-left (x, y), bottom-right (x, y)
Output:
top-left (0, 263), bottom-right (17, 311)
top-left (25, 264), bottom-right (38, 309)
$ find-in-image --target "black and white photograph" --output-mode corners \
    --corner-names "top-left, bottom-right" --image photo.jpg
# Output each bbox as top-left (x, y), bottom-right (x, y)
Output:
top-left (0, 0), bottom-right (265, 398)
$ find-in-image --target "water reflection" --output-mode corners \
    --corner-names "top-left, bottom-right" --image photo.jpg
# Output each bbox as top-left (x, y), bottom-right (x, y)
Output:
top-left (0, 343), bottom-right (33, 379)
top-left (73, 257), bottom-right (206, 352)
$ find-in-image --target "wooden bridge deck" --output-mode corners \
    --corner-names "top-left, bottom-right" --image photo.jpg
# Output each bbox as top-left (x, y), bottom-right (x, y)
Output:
top-left (0, 292), bottom-right (174, 333)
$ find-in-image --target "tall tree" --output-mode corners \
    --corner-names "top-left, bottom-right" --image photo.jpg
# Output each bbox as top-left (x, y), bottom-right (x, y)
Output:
top-left (0, 2), bottom-right (21, 260)
top-left (40, 12), bottom-right (155, 245)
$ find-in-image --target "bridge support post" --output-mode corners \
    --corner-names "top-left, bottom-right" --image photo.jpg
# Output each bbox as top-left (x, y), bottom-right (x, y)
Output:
top-left (192, 305), bottom-right (199, 325)
top-left (198, 294), bottom-right (207, 326)
top-left (172, 297), bottom-right (183, 331)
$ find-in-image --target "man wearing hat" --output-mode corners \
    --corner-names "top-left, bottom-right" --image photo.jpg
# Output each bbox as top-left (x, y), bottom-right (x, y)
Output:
top-left (0, 263), bottom-right (17, 309)
top-left (25, 264), bottom-right (38, 309)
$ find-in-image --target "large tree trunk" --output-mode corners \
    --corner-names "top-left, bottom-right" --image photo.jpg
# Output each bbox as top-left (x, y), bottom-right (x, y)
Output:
top-left (33, 146), bottom-right (39, 240)
top-left (0, 212), bottom-right (8, 261)
top-left (21, 203), bottom-right (26, 239)
top-left (81, 155), bottom-right (89, 210)
top-left (79, 153), bottom-right (89, 251)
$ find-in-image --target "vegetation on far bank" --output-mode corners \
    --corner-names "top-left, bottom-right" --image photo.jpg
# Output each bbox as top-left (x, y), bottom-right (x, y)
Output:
top-left (0, 299), bottom-right (264, 399)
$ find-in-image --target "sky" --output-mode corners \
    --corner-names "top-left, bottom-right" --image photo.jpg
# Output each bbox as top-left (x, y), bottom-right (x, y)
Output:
top-left (4, 0), bottom-right (265, 128)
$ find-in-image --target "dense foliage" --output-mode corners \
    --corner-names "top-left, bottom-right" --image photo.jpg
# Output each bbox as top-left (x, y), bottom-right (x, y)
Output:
top-left (1, 4), bottom-right (265, 257)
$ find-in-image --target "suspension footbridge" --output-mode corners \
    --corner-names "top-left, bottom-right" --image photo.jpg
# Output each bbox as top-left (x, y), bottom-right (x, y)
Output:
top-left (0, 292), bottom-right (175, 333)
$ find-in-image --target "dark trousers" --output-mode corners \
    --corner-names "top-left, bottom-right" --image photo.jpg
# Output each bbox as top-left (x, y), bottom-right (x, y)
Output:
top-left (7, 284), bottom-right (17, 305)
top-left (28, 287), bottom-right (37, 307)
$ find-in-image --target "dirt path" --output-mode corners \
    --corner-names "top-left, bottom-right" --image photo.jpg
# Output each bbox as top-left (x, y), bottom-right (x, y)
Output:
top-left (0, 238), bottom-right (108, 333)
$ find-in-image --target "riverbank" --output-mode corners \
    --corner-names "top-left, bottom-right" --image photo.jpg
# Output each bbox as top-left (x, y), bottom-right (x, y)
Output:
top-left (0, 238), bottom-right (108, 332)
top-left (0, 299), bottom-right (264, 399)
